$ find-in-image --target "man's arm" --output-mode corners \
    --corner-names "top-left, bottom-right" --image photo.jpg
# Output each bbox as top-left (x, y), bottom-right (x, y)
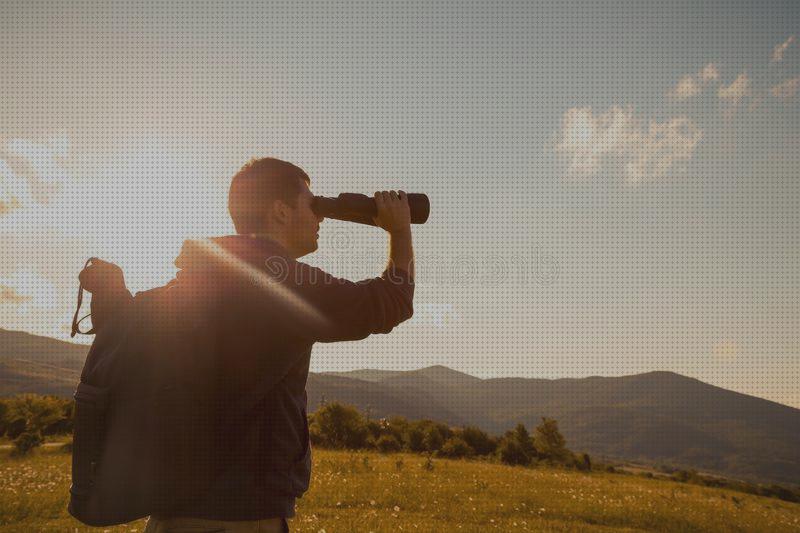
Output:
top-left (304, 190), bottom-right (415, 342)
top-left (379, 191), bottom-right (415, 280)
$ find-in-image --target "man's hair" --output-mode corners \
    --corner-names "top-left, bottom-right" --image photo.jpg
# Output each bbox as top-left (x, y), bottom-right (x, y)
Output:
top-left (228, 157), bottom-right (311, 234)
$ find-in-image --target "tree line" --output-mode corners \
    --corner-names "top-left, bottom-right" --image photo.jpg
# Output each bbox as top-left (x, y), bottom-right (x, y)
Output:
top-left (2, 394), bottom-right (799, 504)
top-left (0, 394), bottom-right (586, 469)
top-left (309, 401), bottom-right (591, 470)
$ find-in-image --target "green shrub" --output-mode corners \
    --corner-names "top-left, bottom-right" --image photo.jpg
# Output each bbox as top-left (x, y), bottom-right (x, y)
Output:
top-left (375, 434), bottom-right (402, 454)
top-left (309, 402), bottom-right (369, 449)
top-left (497, 437), bottom-right (530, 466)
top-left (12, 431), bottom-right (43, 456)
top-left (575, 452), bottom-right (592, 471)
top-left (3, 395), bottom-right (64, 449)
top-left (459, 426), bottom-right (496, 456)
top-left (422, 425), bottom-right (445, 453)
top-left (533, 417), bottom-right (569, 463)
top-left (403, 424), bottom-right (426, 452)
top-left (439, 436), bottom-right (474, 458)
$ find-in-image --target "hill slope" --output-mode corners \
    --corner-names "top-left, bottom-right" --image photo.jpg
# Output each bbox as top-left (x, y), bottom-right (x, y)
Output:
top-left (0, 329), bottom-right (85, 396)
top-left (1, 328), bottom-right (798, 485)
top-left (314, 368), bottom-right (800, 485)
top-left (3, 447), bottom-right (800, 532)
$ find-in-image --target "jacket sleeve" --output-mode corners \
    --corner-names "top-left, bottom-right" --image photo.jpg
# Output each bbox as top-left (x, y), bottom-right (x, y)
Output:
top-left (284, 260), bottom-right (415, 343)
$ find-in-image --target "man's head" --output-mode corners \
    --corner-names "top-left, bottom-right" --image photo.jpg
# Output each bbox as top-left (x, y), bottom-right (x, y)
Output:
top-left (228, 157), bottom-right (323, 258)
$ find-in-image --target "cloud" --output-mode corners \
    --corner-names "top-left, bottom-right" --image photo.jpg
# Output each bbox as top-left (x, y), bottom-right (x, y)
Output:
top-left (554, 106), bottom-right (702, 182)
top-left (0, 160), bottom-right (33, 216)
top-left (718, 73), bottom-right (752, 105)
top-left (0, 137), bottom-right (71, 217)
top-left (0, 271), bottom-right (57, 309)
top-left (0, 284), bottom-right (31, 304)
top-left (0, 270), bottom-right (64, 339)
top-left (624, 118), bottom-right (702, 182)
top-left (668, 63), bottom-right (719, 99)
top-left (771, 76), bottom-right (800, 99)
top-left (771, 35), bottom-right (795, 63)
top-left (699, 63), bottom-right (720, 83)
top-left (670, 76), bottom-right (701, 99)
top-left (6, 137), bottom-right (68, 204)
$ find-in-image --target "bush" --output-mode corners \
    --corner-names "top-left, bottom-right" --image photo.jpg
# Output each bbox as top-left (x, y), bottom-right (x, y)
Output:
top-left (402, 420), bottom-right (451, 453)
top-left (496, 424), bottom-right (536, 466)
top-left (439, 436), bottom-right (474, 458)
top-left (385, 416), bottom-right (409, 441)
top-left (422, 425), bottom-right (445, 453)
top-left (403, 424), bottom-right (426, 452)
top-left (657, 463), bottom-right (677, 474)
top-left (12, 431), bottom-right (43, 456)
top-left (575, 452), bottom-right (592, 471)
top-left (672, 470), bottom-right (691, 482)
top-left (0, 400), bottom-right (8, 437)
top-left (459, 426), bottom-right (496, 456)
top-left (3, 395), bottom-right (64, 449)
top-left (762, 485), bottom-right (799, 503)
top-left (309, 402), bottom-right (369, 449)
top-left (533, 417), bottom-right (570, 463)
top-left (366, 420), bottom-right (383, 441)
top-left (375, 434), bottom-right (402, 453)
top-left (43, 398), bottom-right (74, 435)
top-left (497, 437), bottom-right (530, 466)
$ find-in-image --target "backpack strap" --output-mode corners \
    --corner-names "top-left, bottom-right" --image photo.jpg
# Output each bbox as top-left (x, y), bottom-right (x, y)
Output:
top-left (71, 258), bottom-right (96, 337)
top-left (71, 257), bottom-right (132, 337)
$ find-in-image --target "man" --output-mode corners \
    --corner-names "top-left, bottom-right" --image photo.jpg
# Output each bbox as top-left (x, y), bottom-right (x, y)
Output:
top-left (143, 158), bottom-right (415, 533)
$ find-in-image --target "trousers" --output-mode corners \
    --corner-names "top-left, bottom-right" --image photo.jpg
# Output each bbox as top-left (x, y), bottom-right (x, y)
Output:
top-left (143, 515), bottom-right (289, 533)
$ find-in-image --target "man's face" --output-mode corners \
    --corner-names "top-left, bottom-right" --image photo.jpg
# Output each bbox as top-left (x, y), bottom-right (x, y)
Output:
top-left (285, 181), bottom-right (323, 258)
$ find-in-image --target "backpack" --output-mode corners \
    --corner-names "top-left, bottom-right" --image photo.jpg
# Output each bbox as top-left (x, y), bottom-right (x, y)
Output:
top-left (67, 258), bottom-right (220, 526)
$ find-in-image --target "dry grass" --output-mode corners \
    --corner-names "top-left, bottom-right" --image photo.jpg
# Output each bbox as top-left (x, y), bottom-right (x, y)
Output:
top-left (1, 448), bottom-right (799, 532)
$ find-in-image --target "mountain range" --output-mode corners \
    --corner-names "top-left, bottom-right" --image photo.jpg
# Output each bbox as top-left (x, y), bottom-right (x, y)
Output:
top-left (1, 327), bottom-right (798, 486)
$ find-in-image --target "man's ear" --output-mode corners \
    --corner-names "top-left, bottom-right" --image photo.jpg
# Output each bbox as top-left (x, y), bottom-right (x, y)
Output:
top-left (272, 198), bottom-right (292, 225)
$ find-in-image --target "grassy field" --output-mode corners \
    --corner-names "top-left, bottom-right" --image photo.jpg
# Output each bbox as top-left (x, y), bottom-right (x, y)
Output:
top-left (1, 447), bottom-right (799, 532)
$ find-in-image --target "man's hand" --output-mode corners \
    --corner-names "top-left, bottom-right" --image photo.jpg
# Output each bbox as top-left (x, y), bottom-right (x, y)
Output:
top-left (373, 190), bottom-right (412, 235)
top-left (373, 190), bottom-right (414, 279)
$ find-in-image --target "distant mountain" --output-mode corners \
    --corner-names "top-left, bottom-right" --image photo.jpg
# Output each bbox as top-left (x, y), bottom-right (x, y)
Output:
top-left (324, 365), bottom-right (482, 386)
top-left (1, 327), bottom-right (798, 485)
top-left (314, 368), bottom-right (800, 486)
top-left (0, 328), bottom-right (85, 396)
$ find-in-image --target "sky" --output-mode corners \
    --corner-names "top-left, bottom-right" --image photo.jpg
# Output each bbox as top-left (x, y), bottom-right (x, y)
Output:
top-left (1, 0), bottom-right (799, 408)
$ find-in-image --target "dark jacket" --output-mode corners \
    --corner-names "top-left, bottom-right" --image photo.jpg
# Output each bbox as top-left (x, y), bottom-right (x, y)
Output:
top-left (160, 234), bottom-right (414, 520)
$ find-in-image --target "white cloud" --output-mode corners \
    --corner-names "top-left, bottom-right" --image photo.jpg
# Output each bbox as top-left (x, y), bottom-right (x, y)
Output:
top-left (699, 63), bottom-right (720, 83)
top-left (0, 283), bottom-right (30, 304)
top-left (718, 73), bottom-right (752, 104)
top-left (0, 160), bottom-right (32, 216)
top-left (554, 106), bottom-right (701, 182)
top-left (670, 76), bottom-right (701, 99)
top-left (771, 76), bottom-right (800, 99)
top-left (0, 269), bottom-right (67, 339)
top-left (0, 271), bottom-right (57, 309)
top-left (624, 117), bottom-right (702, 182)
top-left (668, 63), bottom-right (720, 99)
top-left (6, 137), bottom-right (69, 204)
top-left (771, 35), bottom-right (795, 63)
